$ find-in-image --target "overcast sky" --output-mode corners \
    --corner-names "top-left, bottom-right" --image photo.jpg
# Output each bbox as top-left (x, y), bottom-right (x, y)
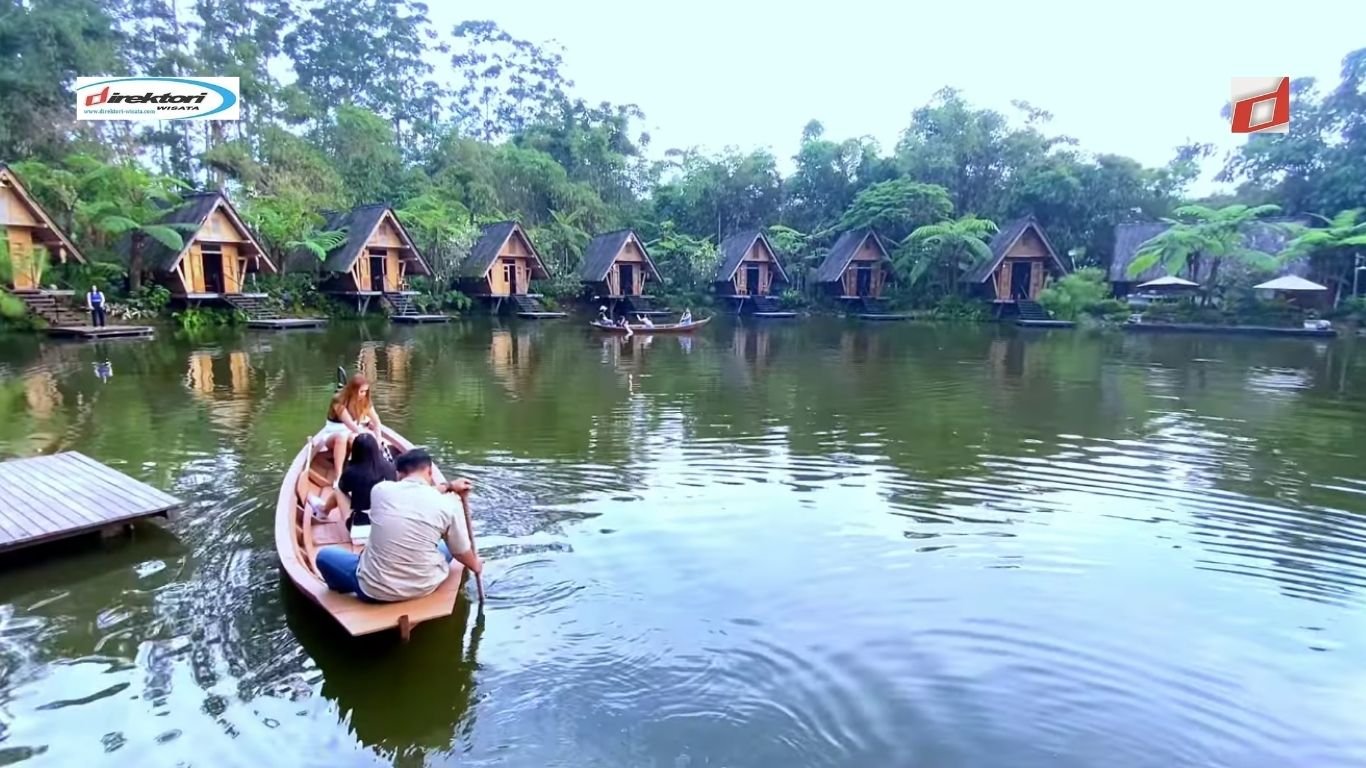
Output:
top-left (435, 0), bottom-right (1360, 195)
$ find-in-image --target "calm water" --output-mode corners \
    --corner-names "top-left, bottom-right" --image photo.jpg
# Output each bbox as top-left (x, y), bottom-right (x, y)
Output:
top-left (1, 318), bottom-right (1365, 767)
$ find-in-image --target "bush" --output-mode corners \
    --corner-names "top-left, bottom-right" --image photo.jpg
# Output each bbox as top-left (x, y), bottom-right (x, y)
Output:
top-left (1037, 268), bottom-right (1110, 320)
top-left (173, 306), bottom-right (244, 331)
top-left (777, 289), bottom-right (808, 310)
top-left (126, 284), bottom-right (172, 315)
top-left (256, 273), bottom-right (328, 315)
top-left (929, 294), bottom-right (989, 321)
top-left (407, 276), bottom-right (472, 314)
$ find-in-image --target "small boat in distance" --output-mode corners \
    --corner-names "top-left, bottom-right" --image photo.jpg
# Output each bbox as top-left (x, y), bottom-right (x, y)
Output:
top-left (589, 316), bottom-right (712, 334)
top-left (274, 426), bottom-right (465, 640)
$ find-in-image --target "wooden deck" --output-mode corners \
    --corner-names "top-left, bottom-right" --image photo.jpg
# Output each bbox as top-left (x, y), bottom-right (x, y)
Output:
top-left (246, 318), bottom-right (327, 330)
top-left (391, 314), bottom-right (451, 324)
top-left (516, 311), bottom-right (567, 319)
top-left (1017, 319), bottom-right (1076, 328)
top-left (851, 313), bottom-right (914, 321)
top-left (46, 325), bottom-right (154, 340)
top-left (1123, 322), bottom-right (1337, 338)
top-left (0, 452), bottom-right (182, 554)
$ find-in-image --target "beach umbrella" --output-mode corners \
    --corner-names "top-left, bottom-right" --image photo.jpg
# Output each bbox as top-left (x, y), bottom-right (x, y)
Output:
top-left (1137, 275), bottom-right (1200, 289)
top-left (1252, 275), bottom-right (1328, 292)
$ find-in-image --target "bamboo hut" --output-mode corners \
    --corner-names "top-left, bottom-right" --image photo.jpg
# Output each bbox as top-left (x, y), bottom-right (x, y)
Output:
top-left (291, 204), bottom-right (433, 317)
top-left (814, 227), bottom-right (894, 312)
top-left (458, 221), bottom-right (563, 317)
top-left (131, 191), bottom-right (276, 303)
top-left (0, 163), bottom-right (85, 291)
top-left (580, 229), bottom-right (667, 318)
top-left (966, 217), bottom-right (1068, 309)
top-left (715, 230), bottom-right (792, 316)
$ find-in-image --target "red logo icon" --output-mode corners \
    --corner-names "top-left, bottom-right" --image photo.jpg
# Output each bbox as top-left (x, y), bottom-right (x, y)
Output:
top-left (1230, 77), bottom-right (1290, 134)
top-left (84, 87), bottom-right (110, 107)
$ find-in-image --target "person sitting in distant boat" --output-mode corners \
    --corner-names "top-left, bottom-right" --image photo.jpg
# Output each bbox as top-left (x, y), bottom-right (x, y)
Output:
top-left (314, 448), bottom-right (482, 603)
top-left (306, 432), bottom-right (395, 525)
top-left (617, 315), bottom-right (633, 338)
top-left (678, 308), bottom-right (693, 324)
top-left (639, 314), bottom-right (654, 328)
top-left (598, 305), bottom-right (610, 323)
top-left (314, 374), bottom-right (384, 482)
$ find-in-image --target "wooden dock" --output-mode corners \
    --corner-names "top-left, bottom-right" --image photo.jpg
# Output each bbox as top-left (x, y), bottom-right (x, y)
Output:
top-left (1123, 322), bottom-right (1337, 338)
top-left (391, 314), bottom-right (451, 324)
top-left (247, 318), bottom-right (327, 330)
top-left (0, 452), bottom-right (182, 554)
top-left (46, 325), bottom-right (154, 340)
top-left (1017, 319), bottom-right (1076, 328)
top-left (851, 313), bottom-right (914, 321)
top-left (516, 310), bottom-right (567, 319)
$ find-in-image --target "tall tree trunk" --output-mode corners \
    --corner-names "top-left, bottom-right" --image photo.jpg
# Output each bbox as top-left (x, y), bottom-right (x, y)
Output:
top-left (129, 231), bottom-right (145, 292)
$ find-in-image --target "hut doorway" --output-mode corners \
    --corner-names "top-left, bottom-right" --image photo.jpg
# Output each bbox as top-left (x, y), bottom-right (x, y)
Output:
top-left (369, 252), bottom-right (387, 291)
top-left (618, 263), bottom-right (635, 296)
top-left (201, 244), bottom-right (225, 293)
top-left (503, 259), bottom-right (520, 295)
top-left (746, 265), bottom-right (761, 295)
top-left (855, 266), bottom-right (873, 297)
top-left (1011, 261), bottom-right (1032, 300)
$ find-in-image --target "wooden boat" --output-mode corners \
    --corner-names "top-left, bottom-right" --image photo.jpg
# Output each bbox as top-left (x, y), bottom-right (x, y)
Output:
top-left (274, 426), bottom-right (464, 640)
top-left (590, 316), bottom-right (712, 334)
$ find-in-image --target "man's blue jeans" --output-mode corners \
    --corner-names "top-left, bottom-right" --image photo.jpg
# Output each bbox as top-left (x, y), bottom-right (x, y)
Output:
top-left (315, 543), bottom-right (453, 601)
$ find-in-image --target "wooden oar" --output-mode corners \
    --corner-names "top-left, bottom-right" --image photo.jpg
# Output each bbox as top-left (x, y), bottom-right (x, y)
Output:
top-left (457, 490), bottom-right (485, 606)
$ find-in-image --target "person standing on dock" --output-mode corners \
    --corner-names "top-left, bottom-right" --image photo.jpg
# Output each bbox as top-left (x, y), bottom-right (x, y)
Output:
top-left (86, 285), bottom-right (106, 327)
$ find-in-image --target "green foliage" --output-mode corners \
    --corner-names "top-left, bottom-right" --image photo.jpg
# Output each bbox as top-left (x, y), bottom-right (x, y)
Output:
top-left (1279, 209), bottom-right (1366, 303)
top-left (173, 306), bottom-right (243, 331)
top-left (406, 276), bottom-right (473, 314)
top-left (1130, 204), bottom-right (1286, 305)
top-left (647, 224), bottom-right (719, 295)
top-left (777, 289), bottom-right (808, 310)
top-left (928, 295), bottom-right (990, 322)
top-left (1037, 268), bottom-right (1114, 321)
top-left (836, 179), bottom-right (954, 241)
top-left (126, 284), bottom-right (172, 315)
top-left (894, 216), bottom-right (998, 299)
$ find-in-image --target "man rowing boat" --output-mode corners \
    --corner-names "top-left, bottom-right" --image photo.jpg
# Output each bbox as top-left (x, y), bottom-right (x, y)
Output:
top-left (315, 448), bottom-right (483, 602)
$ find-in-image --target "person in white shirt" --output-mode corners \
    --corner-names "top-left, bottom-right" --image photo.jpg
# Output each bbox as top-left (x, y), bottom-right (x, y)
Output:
top-left (639, 314), bottom-right (654, 328)
top-left (678, 308), bottom-right (693, 324)
top-left (315, 448), bottom-right (482, 602)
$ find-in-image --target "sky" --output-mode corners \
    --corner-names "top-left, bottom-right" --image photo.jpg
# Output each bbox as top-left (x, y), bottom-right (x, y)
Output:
top-left (438, 0), bottom-right (1361, 195)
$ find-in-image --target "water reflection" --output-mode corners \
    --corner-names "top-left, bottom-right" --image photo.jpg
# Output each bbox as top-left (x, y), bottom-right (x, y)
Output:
top-left (0, 321), bottom-right (1363, 766)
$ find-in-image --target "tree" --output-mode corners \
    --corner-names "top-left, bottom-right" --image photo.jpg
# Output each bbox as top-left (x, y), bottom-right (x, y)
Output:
top-left (241, 194), bottom-right (346, 268)
top-left (1130, 204), bottom-right (1284, 305)
top-left (652, 149), bottom-right (783, 241)
top-left (449, 20), bottom-right (571, 141)
top-left (396, 193), bottom-right (477, 283)
top-left (285, 0), bottom-right (443, 149)
top-left (38, 155), bottom-right (192, 291)
top-left (646, 223), bottom-right (717, 295)
top-left (1279, 209), bottom-right (1366, 304)
top-left (895, 216), bottom-right (998, 299)
top-left (835, 179), bottom-right (954, 242)
top-left (0, 0), bottom-right (126, 161)
top-left (784, 122), bottom-right (892, 234)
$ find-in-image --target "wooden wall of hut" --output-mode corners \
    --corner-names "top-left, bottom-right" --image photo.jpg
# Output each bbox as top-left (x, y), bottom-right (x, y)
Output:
top-left (2, 182), bottom-right (41, 290)
top-left (607, 240), bottom-right (650, 296)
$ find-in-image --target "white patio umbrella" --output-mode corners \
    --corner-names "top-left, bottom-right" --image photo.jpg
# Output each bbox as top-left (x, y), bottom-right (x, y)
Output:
top-left (1252, 275), bottom-right (1328, 292)
top-left (1136, 275), bottom-right (1200, 289)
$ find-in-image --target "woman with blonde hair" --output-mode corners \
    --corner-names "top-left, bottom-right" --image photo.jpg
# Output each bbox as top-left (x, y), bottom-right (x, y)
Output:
top-left (313, 374), bottom-right (384, 482)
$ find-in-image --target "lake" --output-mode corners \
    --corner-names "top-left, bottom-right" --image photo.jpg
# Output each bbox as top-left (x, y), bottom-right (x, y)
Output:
top-left (1, 318), bottom-right (1364, 767)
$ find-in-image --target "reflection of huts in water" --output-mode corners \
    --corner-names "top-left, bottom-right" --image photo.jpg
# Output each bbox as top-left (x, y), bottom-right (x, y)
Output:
top-left (732, 325), bottom-right (772, 366)
top-left (23, 369), bottom-right (61, 419)
top-left (839, 329), bottom-right (883, 364)
top-left (385, 343), bottom-right (411, 385)
top-left (986, 337), bottom-right (1037, 380)
top-left (185, 350), bottom-right (255, 430)
top-left (356, 344), bottom-right (379, 382)
top-left (488, 328), bottom-right (535, 395)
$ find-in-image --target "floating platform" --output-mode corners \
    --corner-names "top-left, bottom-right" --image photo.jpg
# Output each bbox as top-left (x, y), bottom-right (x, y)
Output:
top-left (851, 313), bottom-right (914, 321)
top-left (46, 325), bottom-right (154, 340)
top-left (0, 451), bottom-right (182, 555)
top-left (247, 318), bottom-right (327, 330)
top-left (753, 311), bottom-right (798, 319)
top-left (517, 311), bottom-right (567, 319)
top-left (1123, 322), bottom-right (1337, 338)
top-left (391, 314), bottom-right (450, 324)
top-left (1017, 319), bottom-right (1075, 328)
